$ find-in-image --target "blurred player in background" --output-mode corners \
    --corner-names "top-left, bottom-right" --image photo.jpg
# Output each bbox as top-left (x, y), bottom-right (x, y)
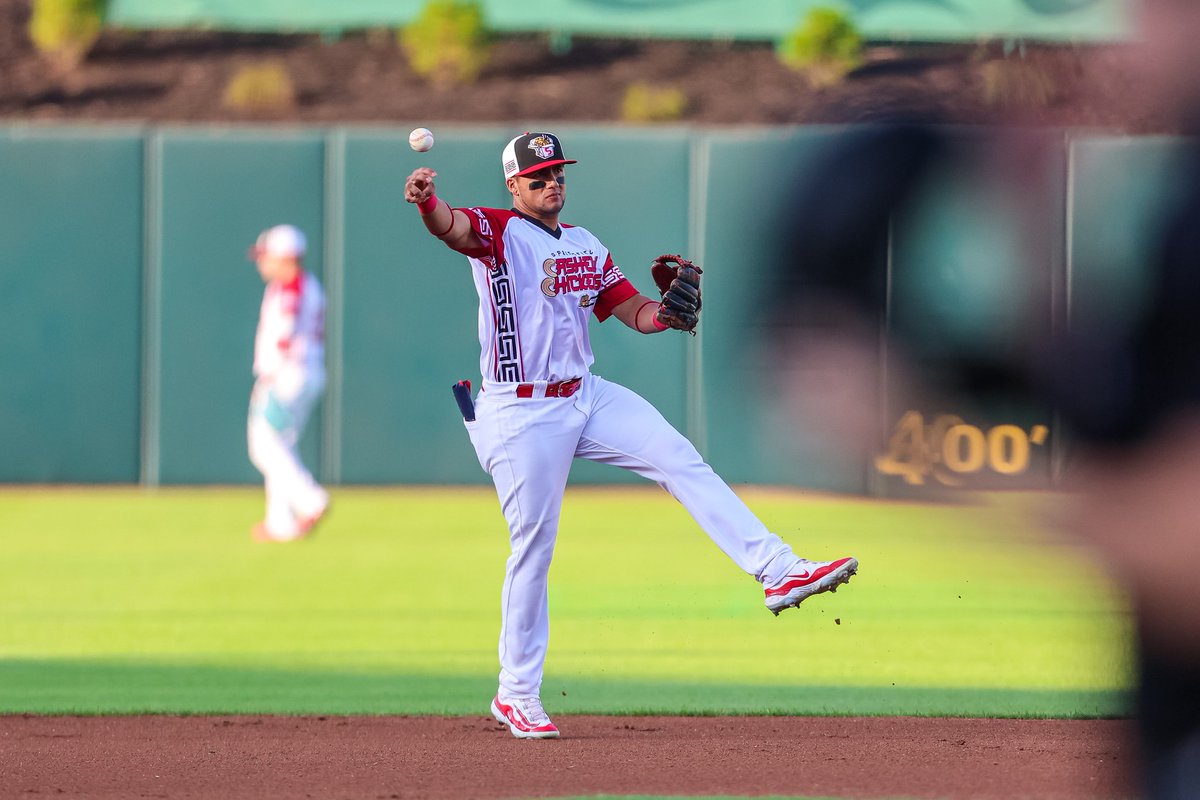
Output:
top-left (246, 224), bottom-right (329, 543)
top-left (403, 131), bottom-right (858, 739)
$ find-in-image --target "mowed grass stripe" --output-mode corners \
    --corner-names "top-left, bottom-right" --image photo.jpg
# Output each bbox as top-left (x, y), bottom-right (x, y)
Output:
top-left (0, 487), bottom-right (1133, 715)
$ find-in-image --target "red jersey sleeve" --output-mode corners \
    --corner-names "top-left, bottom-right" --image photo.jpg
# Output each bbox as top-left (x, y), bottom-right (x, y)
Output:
top-left (450, 207), bottom-right (516, 260)
top-left (593, 253), bottom-right (639, 322)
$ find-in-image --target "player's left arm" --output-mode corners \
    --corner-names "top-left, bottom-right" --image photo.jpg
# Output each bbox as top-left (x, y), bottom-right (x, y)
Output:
top-left (610, 293), bottom-right (671, 334)
top-left (593, 252), bottom-right (669, 334)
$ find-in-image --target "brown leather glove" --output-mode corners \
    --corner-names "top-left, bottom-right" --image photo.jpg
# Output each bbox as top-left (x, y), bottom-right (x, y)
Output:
top-left (650, 254), bottom-right (702, 334)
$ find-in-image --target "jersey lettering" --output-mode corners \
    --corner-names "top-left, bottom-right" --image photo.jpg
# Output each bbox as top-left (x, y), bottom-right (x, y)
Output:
top-left (539, 254), bottom-right (602, 298)
top-left (471, 208), bottom-right (493, 239)
top-left (600, 261), bottom-right (628, 291)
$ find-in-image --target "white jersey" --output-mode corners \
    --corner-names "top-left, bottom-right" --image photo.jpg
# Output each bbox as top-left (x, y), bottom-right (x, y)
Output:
top-left (455, 207), bottom-right (637, 385)
top-left (253, 271), bottom-right (326, 380)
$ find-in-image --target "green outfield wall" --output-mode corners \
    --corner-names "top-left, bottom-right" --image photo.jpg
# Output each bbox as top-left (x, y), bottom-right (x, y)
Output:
top-left (152, 131), bottom-right (327, 484)
top-left (0, 125), bottom-right (1183, 492)
top-left (105, 0), bottom-right (1134, 43)
top-left (0, 129), bottom-right (144, 483)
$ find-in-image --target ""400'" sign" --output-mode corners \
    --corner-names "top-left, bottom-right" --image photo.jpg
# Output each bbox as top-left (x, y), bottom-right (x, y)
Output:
top-left (875, 410), bottom-right (1050, 487)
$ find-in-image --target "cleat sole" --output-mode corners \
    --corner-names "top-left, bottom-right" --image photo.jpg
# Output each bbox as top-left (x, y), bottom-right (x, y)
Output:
top-left (766, 559), bottom-right (858, 615)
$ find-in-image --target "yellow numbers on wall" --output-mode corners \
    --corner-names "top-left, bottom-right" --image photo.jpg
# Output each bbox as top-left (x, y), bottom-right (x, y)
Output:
top-left (875, 411), bottom-right (1049, 486)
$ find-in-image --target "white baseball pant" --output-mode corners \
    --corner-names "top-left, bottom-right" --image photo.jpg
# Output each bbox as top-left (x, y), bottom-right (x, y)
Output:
top-left (248, 367), bottom-right (328, 539)
top-left (466, 372), bottom-right (797, 698)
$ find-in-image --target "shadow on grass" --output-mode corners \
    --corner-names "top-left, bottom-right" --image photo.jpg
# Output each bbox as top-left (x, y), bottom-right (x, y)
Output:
top-left (0, 658), bottom-right (1130, 718)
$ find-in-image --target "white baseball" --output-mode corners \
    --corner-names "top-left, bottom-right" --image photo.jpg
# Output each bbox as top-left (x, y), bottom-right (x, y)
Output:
top-left (408, 127), bottom-right (435, 152)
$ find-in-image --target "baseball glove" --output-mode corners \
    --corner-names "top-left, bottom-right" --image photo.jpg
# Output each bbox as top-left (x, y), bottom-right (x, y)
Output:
top-left (650, 254), bottom-right (703, 334)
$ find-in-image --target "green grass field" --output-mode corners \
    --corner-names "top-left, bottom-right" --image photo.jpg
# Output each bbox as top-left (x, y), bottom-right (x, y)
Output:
top-left (0, 486), bottom-right (1132, 717)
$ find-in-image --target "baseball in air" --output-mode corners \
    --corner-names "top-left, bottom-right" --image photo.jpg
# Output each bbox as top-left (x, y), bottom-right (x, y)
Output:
top-left (409, 127), bottom-right (435, 152)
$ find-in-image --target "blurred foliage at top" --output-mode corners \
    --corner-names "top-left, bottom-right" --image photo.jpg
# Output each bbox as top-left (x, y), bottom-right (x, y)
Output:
top-left (398, 0), bottom-right (492, 87)
top-left (30, 0), bottom-right (107, 68)
top-left (777, 6), bottom-right (864, 88)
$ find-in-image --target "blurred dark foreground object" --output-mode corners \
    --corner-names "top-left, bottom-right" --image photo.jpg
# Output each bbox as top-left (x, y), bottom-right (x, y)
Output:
top-left (777, 122), bottom-right (1200, 800)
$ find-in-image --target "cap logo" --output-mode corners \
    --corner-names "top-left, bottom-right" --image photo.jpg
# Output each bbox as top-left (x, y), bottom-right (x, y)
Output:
top-left (527, 135), bottom-right (556, 160)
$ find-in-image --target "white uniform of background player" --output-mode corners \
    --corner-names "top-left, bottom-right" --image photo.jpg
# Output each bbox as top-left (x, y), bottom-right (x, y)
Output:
top-left (247, 224), bottom-right (330, 543)
top-left (403, 132), bottom-right (857, 739)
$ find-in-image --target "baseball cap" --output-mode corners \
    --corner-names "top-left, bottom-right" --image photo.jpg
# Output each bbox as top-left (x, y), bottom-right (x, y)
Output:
top-left (250, 224), bottom-right (307, 258)
top-left (501, 132), bottom-right (577, 180)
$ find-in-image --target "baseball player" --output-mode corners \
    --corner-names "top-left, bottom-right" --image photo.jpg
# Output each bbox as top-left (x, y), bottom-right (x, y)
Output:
top-left (246, 224), bottom-right (329, 543)
top-left (403, 132), bottom-right (858, 739)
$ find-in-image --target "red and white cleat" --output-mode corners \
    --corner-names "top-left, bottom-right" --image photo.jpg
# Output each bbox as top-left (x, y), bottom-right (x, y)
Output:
top-left (491, 694), bottom-right (560, 739)
top-left (250, 522), bottom-right (308, 543)
top-left (764, 556), bottom-right (858, 615)
top-left (297, 500), bottom-right (330, 537)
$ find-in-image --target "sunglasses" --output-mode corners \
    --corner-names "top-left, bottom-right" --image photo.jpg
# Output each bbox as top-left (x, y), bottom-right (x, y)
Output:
top-left (526, 175), bottom-right (565, 190)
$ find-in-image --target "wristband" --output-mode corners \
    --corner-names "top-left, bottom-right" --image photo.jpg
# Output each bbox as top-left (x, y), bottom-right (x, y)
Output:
top-left (417, 194), bottom-right (439, 215)
top-left (639, 299), bottom-right (669, 332)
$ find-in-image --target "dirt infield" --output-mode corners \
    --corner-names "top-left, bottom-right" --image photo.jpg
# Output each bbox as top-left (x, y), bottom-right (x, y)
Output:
top-left (2, 714), bottom-right (1138, 799)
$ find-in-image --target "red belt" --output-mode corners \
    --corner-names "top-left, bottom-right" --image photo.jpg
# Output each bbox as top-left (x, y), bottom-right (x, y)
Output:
top-left (516, 378), bottom-right (582, 398)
